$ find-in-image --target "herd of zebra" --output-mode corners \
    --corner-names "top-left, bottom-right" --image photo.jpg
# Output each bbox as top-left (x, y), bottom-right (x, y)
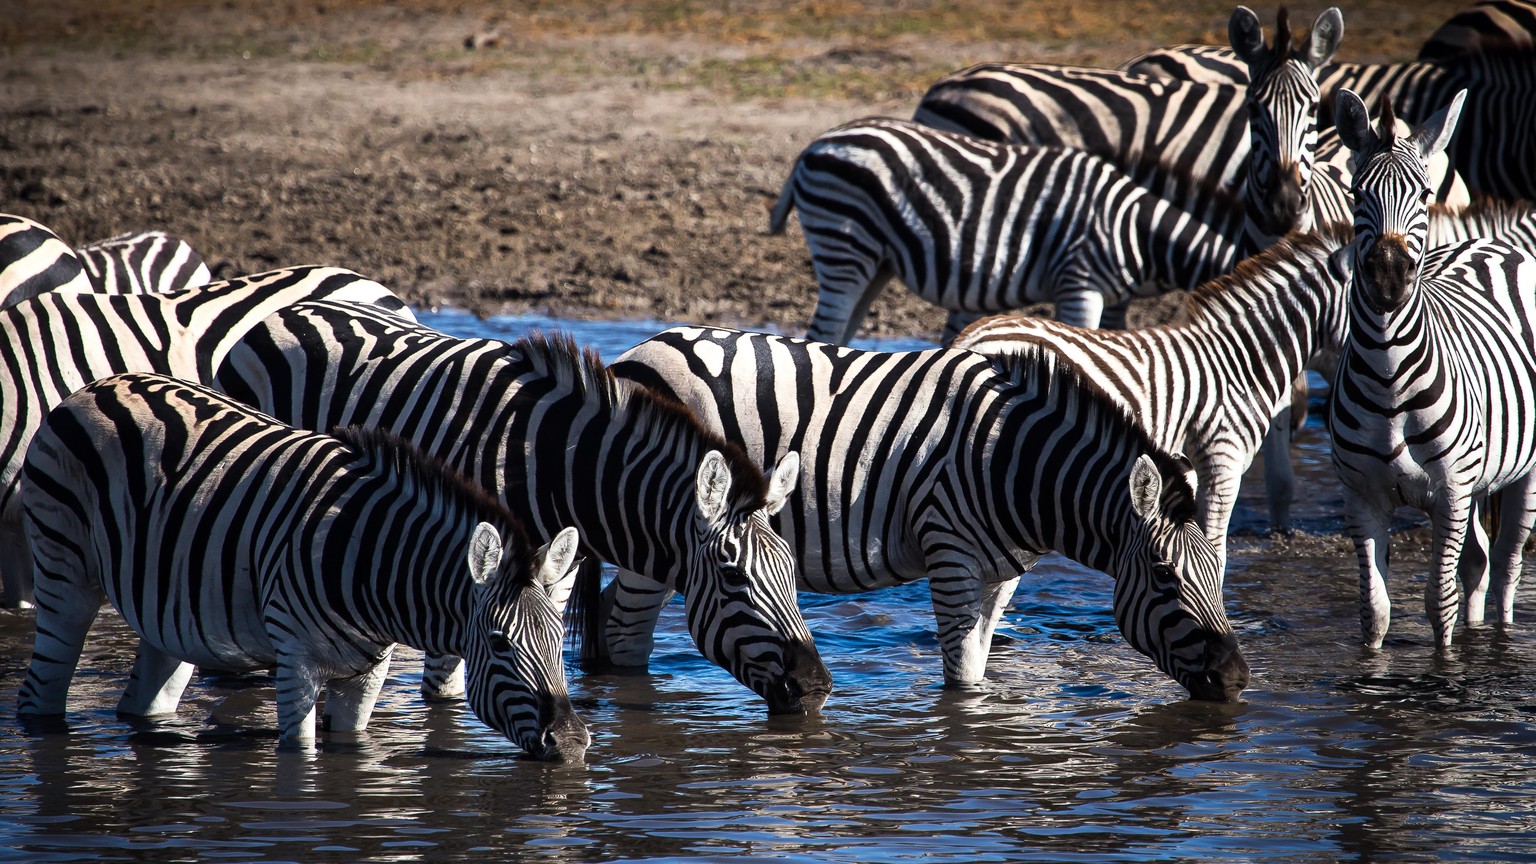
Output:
top-left (0, 0), bottom-right (1533, 762)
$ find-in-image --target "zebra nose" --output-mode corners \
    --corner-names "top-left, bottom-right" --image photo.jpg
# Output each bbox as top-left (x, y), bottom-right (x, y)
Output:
top-left (531, 694), bottom-right (590, 762)
top-left (1184, 633), bottom-right (1249, 702)
top-left (1259, 163), bottom-right (1307, 234)
top-left (765, 639), bottom-right (833, 715)
top-left (1361, 234), bottom-right (1416, 311)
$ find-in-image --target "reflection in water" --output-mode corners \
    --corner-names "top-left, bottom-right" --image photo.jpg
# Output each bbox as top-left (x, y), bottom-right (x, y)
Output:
top-left (0, 314), bottom-right (1531, 861)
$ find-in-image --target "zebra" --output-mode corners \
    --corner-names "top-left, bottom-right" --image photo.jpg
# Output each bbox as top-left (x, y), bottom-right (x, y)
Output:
top-left (76, 230), bottom-right (211, 295)
top-left (0, 214), bottom-right (92, 307)
top-left (609, 326), bottom-right (1250, 702)
top-left (0, 265), bottom-right (411, 608)
top-left (1329, 87), bottom-right (1536, 649)
top-left (1429, 197), bottom-right (1536, 250)
top-left (950, 223), bottom-right (1355, 566)
top-left (1113, 27), bottom-right (1536, 199)
top-left (16, 373), bottom-right (589, 759)
top-left (770, 117), bottom-right (1243, 343)
top-left (213, 299), bottom-right (830, 716)
top-left (1419, 0), bottom-right (1536, 60)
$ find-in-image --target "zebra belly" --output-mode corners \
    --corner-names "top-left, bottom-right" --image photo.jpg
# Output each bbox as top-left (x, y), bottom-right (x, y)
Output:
top-left (102, 565), bottom-right (276, 672)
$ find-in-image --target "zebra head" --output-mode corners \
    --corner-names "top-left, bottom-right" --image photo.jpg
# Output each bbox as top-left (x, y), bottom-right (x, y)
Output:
top-left (688, 449), bottom-right (832, 716)
top-left (1114, 454), bottom-right (1249, 702)
top-left (464, 522), bottom-right (590, 762)
top-left (1335, 88), bottom-right (1467, 314)
top-left (1232, 5), bottom-right (1345, 240)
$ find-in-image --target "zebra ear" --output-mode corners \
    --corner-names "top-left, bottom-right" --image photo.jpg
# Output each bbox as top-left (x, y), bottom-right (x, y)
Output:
top-left (535, 526), bottom-right (582, 614)
top-left (1333, 88), bottom-right (1377, 154)
top-left (1228, 6), bottom-right (1267, 65)
top-left (468, 522), bottom-right (504, 586)
top-left (1128, 454), bottom-right (1162, 520)
top-left (1305, 8), bottom-right (1345, 70)
top-left (695, 449), bottom-right (733, 525)
top-left (763, 451), bottom-right (800, 516)
top-left (1410, 89), bottom-right (1466, 163)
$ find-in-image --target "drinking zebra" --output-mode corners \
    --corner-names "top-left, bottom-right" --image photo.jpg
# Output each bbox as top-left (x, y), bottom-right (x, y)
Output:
top-left (610, 327), bottom-right (1249, 702)
top-left (16, 373), bottom-right (588, 758)
top-left (77, 230), bottom-right (211, 295)
top-left (951, 223), bottom-right (1355, 565)
top-left (0, 214), bottom-right (91, 307)
top-left (770, 117), bottom-right (1242, 342)
top-left (214, 300), bottom-right (829, 715)
top-left (1329, 88), bottom-right (1536, 648)
top-left (0, 266), bottom-right (410, 607)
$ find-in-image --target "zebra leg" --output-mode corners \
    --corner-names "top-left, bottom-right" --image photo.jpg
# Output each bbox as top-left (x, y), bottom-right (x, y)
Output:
top-left (273, 655), bottom-right (324, 746)
top-left (16, 577), bottom-right (105, 715)
top-left (1426, 496), bottom-right (1474, 650)
top-left (1197, 459), bottom-right (1245, 573)
top-left (116, 642), bottom-right (196, 716)
top-left (1343, 494), bottom-right (1393, 649)
top-left (325, 649), bottom-right (394, 734)
top-left (600, 568), bottom-right (676, 668)
top-left (1261, 412), bottom-right (1296, 536)
top-left (0, 516), bottom-right (33, 609)
top-left (928, 568), bottom-right (1003, 684)
top-left (1052, 289), bottom-right (1106, 329)
top-left (1099, 301), bottom-right (1130, 331)
top-left (806, 265), bottom-right (894, 346)
top-left (420, 654), bottom-right (465, 701)
top-left (940, 310), bottom-right (983, 346)
top-left (1487, 477), bottom-right (1536, 625)
top-left (1456, 496), bottom-right (1492, 626)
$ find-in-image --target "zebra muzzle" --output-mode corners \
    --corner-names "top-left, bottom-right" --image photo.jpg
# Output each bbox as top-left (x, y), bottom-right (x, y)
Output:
top-left (764, 640), bottom-right (833, 715)
top-left (1182, 633), bottom-right (1250, 702)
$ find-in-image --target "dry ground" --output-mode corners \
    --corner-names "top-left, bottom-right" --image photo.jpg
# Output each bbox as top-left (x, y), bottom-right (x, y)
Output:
top-left (2, 0), bottom-right (1468, 339)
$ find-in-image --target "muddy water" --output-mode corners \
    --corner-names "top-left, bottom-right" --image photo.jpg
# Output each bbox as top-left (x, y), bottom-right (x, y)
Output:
top-left (0, 312), bottom-right (1532, 862)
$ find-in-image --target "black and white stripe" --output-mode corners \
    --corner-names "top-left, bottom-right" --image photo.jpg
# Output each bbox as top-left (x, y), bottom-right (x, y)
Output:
top-left (0, 214), bottom-right (92, 308)
top-left (951, 223), bottom-right (1356, 563)
top-left (771, 117), bottom-right (1242, 341)
top-left (214, 300), bottom-right (830, 716)
top-left (1419, 0), bottom-right (1536, 60)
top-left (0, 266), bottom-right (410, 608)
top-left (1329, 88), bottom-right (1536, 648)
top-left (16, 373), bottom-right (588, 758)
top-left (76, 230), bottom-right (211, 295)
top-left (611, 327), bottom-right (1249, 702)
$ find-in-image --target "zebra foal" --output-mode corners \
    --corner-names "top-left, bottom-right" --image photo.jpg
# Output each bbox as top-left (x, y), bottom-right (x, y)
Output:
top-left (771, 118), bottom-right (1242, 342)
top-left (612, 327), bottom-right (1249, 701)
top-left (215, 300), bottom-right (830, 716)
top-left (1330, 88), bottom-right (1536, 648)
top-left (0, 265), bottom-right (410, 608)
top-left (17, 373), bottom-right (588, 758)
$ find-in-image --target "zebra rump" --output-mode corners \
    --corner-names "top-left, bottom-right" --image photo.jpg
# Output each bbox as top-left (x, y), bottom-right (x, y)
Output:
top-left (0, 214), bottom-right (92, 308)
top-left (77, 230), bottom-right (212, 295)
top-left (16, 373), bottom-right (588, 759)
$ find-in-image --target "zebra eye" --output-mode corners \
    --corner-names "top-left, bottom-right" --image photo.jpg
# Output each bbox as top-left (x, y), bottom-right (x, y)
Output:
top-left (1151, 563), bottom-right (1178, 589)
top-left (488, 630), bottom-right (513, 652)
top-left (717, 563), bottom-right (749, 588)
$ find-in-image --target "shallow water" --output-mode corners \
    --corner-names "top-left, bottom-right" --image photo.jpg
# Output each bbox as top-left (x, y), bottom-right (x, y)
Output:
top-left (0, 312), bottom-right (1532, 863)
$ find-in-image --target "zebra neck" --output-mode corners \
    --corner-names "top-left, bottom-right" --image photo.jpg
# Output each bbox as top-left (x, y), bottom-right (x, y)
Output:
top-left (1344, 283), bottom-right (1430, 381)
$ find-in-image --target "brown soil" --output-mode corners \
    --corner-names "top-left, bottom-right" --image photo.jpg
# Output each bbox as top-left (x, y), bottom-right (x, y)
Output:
top-left (1, 0), bottom-right (1466, 341)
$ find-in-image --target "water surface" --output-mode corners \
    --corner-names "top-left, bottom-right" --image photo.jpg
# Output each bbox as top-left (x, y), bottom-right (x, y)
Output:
top-left (0, 312), bottom-right (1531, 862)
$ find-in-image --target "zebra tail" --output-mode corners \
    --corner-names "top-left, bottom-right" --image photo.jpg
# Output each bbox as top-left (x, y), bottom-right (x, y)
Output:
top-left (767, 176), bottom-right (796, 235)
top-left (566, 556), bottom-right (607, 664)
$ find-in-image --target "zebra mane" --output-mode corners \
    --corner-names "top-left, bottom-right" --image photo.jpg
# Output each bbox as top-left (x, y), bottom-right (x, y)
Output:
top-left (509, 330), bottom-right (772, 507)
top-left (1184, 221), bottom-right (1354, 314)
top-left (329, 424), bottom-right (537, 586)
top-left (985, 349), bottom-right (1198, 521)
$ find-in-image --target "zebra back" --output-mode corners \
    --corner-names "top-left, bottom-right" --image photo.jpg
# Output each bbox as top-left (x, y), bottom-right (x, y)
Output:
top-left (1120, 43), bottom-right (1248, 84)
top-left (1419, 0), bottom-right (1536, 59)
top-left (77, 230), bottom-right (211, 295)
top-left (0, 214), bottom-right (92, 308)
top-left (216, 300), bottom-right (830, 716)
top-left (1429, 196), bottom-right (1536, 251)
top-left (17, 373), bottom-right (587, 757)
top-left (913, 63), bottom-right (1252, 193)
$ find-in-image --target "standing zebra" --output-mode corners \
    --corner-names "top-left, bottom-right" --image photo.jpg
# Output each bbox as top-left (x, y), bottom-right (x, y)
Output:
top-left (610, 327), bottom-right (1249, 702)
top-left (214, 300), bottom-right (829, 716)
top-left (0, 266), bottom-right (410, 607)
top-left (1329, 88), bottom-right (1536, 649)
top-left (1419, 0), bottom-right (1536, 60)
top-left (771, 117), bottom-right (1243, 342)
top-left (76, 230), bottom-right (211, 295)
top-left (17, 373), bottom-right (588, 758)
top-left (0, 214), bottom-right (91, 307)
top-left (950, 223), bottom-right (1355, 567)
